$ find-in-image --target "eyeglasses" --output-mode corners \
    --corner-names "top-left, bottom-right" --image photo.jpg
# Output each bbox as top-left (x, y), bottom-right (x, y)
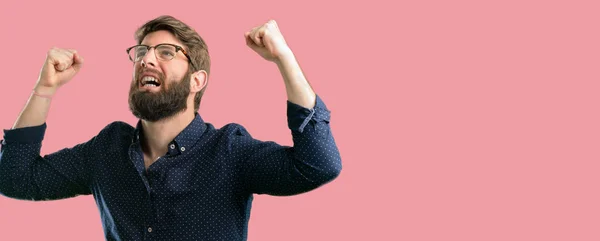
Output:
top-left (126, 43), bottom-right (197, 70)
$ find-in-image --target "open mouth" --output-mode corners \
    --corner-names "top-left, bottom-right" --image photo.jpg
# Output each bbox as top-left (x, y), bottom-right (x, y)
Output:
top-left (140, 76), bottom-right (162, 88)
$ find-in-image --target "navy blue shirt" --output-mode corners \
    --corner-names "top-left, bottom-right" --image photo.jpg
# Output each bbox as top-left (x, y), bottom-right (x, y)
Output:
top-left (0, 95), bottom-right (341, 241)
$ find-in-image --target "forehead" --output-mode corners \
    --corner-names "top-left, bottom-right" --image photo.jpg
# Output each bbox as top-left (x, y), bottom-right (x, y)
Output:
top-left (140, 30), bottom-right (183, 47)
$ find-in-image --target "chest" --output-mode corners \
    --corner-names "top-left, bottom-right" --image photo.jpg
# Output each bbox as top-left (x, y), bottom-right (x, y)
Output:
top-left (143, 154), bottom-right (160, 169)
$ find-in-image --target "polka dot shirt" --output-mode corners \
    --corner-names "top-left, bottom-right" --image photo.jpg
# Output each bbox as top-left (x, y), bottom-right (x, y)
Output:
top-left (0, 95), bottom-right (342, 241)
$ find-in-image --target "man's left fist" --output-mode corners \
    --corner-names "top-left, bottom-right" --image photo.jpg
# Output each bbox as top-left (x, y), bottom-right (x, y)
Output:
top-left (245, 20), bottom-right (293, 63)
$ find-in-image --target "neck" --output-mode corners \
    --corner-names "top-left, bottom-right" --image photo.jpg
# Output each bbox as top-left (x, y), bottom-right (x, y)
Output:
top-left (140, 109), bottom-right (195, 161)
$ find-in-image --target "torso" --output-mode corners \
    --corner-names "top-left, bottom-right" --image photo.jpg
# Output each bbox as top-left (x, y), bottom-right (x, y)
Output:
top-left (143, 153), bottom-right (160, 169)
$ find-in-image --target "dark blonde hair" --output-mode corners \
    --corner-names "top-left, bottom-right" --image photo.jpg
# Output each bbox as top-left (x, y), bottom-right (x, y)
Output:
top-left (135, 15), bottom-right (210, 111)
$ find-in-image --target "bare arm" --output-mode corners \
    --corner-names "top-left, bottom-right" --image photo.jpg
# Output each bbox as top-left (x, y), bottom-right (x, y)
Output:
top-left (12, 48), bottom-right (83, 129)
top-left (244, 20), bottom-right (316, 109)
top-left (240, 20), bottom-right (341, 195)
top-left (0, 47), bottom-right (90, 200)
top-left (275, 52), bottom-right (317, 109)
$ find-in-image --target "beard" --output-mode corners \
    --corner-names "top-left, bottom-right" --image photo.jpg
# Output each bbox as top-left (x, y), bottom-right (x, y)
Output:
top-left (128, 68), bottom-right (192, 122)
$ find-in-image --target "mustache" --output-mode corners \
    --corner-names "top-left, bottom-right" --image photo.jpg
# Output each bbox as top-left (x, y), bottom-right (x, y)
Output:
top-left (136, 68), bottom-right (165, 83)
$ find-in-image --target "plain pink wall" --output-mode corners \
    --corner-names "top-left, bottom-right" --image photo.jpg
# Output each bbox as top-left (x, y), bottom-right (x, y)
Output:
top-left (1, 0), bottom-right (599, 240)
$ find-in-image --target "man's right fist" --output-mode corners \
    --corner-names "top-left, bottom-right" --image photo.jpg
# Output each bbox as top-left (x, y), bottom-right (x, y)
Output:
top-left (35, 48), bottom-right (84, 94)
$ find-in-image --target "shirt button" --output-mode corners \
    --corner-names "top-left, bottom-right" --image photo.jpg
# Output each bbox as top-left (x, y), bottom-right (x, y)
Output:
top-left (169, 144), bottom-right (175, 149)
top-left (148, 227), bottom-right (153, 233)
top-left (180, 147), bottom-right (185, 152)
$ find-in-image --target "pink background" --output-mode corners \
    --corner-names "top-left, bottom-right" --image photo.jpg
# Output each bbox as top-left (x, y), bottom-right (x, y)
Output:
top-left (1, 0), bottom-right (599, 240)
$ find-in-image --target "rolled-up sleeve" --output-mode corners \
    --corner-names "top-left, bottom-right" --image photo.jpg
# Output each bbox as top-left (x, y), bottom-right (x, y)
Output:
top-left (0, 123), bottom-right (94, 201)
top-left (238, 95), bottom-right (342, 196)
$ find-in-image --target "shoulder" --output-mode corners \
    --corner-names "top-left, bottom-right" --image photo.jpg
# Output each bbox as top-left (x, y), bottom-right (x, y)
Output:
top-left (206, 122), bottom-right (257, 148)
top-left (103, 121), bottom-right (135, 134)
top-left (218, 122), bottom-right (252, 137)
top-left (91, 121), bottom-right (136, 142)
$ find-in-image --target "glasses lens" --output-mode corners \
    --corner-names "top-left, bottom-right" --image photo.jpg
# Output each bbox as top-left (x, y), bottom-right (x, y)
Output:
top-left (156, 45), bottom-right (177, 61)
top-left (128, 46), bottom-right (148, 62)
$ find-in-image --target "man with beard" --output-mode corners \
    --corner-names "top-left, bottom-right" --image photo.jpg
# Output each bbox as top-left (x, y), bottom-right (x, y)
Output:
top-left (0, 16), bottom-right (341, 240)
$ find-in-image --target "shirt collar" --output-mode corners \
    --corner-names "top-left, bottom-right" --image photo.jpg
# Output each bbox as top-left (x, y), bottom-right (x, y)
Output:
top-left (133, 113), bottom-right (207, 155)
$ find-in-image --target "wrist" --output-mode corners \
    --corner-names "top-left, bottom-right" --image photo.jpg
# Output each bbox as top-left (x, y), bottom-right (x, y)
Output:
top-left (274, 49), bottom-right (296, 66)
top-left (33, 84), bottom-right (58, 97)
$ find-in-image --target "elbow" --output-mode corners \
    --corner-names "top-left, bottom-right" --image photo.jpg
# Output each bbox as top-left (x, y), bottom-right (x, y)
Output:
top-left (0, 180), bottom-right (7, 198)
top-left (0, 173), bottom-right (30, 200)
top-left (0, 169), bottom-right (14, 198)
top-left (326, 163), bottom-right (342, 182)
top-left (320, 158), bottom-right (342, 184)
top-left (0, 156), bottom-right (10, 197)
top-left (0, 182), bottom-right (14, 199)
top-left (0, 156), bottom-right (26, 200)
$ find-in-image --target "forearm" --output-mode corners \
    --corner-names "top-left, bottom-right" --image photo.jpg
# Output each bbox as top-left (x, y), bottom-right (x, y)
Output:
top-left (12, 85), bottom-right (56, 129)
top-left (275, 53), bottom-right (316, 109)
top-left (13, 47), bottom-right (82, 129)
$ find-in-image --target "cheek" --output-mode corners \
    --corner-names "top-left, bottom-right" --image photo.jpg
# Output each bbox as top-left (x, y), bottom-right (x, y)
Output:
top-left (165, 66), bottom-right (187, 82)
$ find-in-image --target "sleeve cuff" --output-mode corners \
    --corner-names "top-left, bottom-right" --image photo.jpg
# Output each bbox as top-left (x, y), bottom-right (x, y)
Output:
top-left (2, 123), bottom-right (47, 144)
top-left (287, 95), bottom-right (331, 133)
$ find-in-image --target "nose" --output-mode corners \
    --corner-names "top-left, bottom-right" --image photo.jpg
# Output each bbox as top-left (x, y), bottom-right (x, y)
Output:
top-left (140, 48), bottom-right (158, 68)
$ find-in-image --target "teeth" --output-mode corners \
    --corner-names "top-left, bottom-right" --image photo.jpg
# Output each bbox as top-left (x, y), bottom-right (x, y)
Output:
top-left (141, 76), bottom-right (160, 85)
top-left (142, 76), bottom-right (157, 82)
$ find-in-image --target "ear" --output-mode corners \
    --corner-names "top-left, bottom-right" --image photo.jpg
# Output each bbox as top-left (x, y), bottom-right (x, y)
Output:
top-left (189, 70), bottom-right (208, 93)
